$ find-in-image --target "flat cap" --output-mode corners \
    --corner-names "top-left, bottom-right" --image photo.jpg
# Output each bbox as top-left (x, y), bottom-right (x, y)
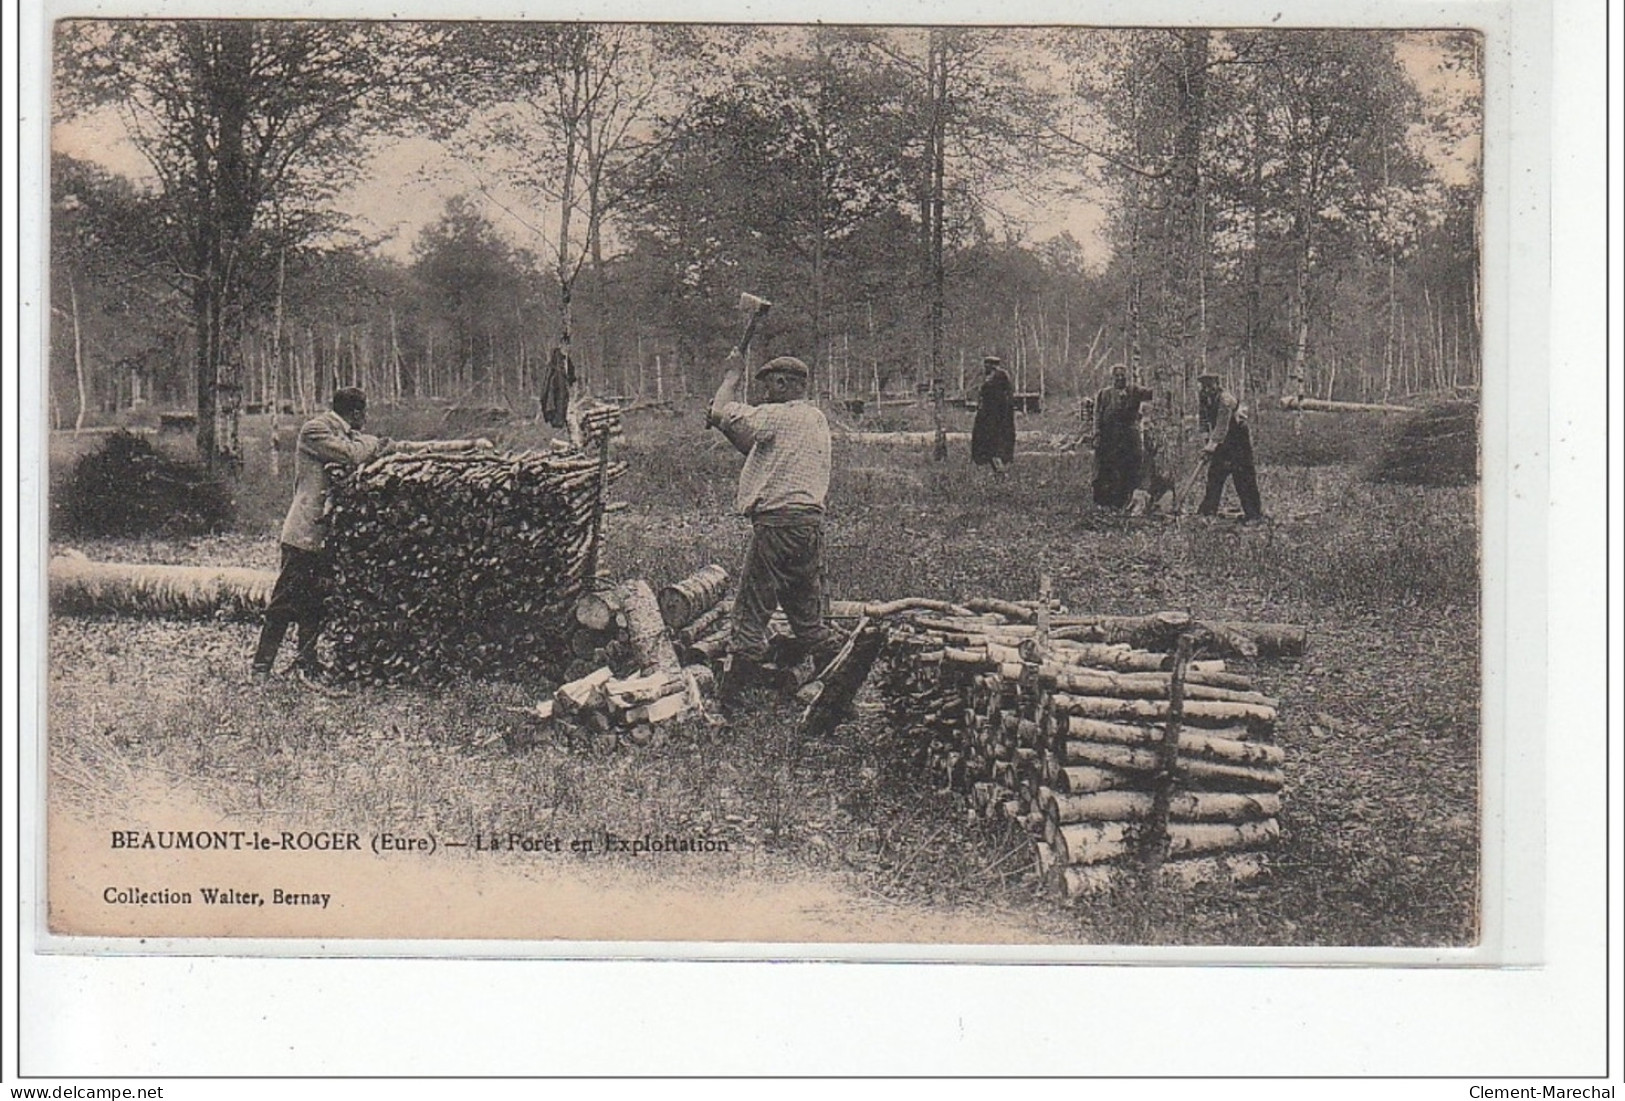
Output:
top-left (756, 355), bottom-right (809, 380)
top-left (983, 355), bottom-right (1002, 366)
top-left (1196, 371), bottom-right (1221, 383)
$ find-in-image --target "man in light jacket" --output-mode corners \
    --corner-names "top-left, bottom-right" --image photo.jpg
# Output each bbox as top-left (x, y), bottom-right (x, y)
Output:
top-left (707, 351), bottom-right (837, 708)
top-left (250, 387), bottom-right (484, 683)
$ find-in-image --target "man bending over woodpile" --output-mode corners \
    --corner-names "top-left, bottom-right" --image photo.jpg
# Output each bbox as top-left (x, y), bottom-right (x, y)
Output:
top-left (1196, 371), bottom-right (1265, 524)
top-left (250, 387), bottom-right (488, 686)
top-left (707, 350), bottom-right (838, 711)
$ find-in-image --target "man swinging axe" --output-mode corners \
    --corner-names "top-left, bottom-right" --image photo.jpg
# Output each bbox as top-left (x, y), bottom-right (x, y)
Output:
top-left (706, 294), bottom-right (838, 712)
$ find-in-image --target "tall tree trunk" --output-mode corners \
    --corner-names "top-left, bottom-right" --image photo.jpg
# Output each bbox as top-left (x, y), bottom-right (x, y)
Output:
top-left (69, 275), bottom-right (89, 434)
top-left (929, 32), bottom-right (948, 388)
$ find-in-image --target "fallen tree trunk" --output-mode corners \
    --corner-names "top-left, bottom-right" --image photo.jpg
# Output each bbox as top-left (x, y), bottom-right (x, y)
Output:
top-left (1280, 395), bottom-right (1415, 414)
top-left (835, 430), bottom-right (1073, 450)
top-left (49, 556), bottom-right (276, 621)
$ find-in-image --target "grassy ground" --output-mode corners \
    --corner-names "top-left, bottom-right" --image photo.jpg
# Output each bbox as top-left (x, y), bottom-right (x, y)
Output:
top-left (46, 396), bottom-right (1480, 946)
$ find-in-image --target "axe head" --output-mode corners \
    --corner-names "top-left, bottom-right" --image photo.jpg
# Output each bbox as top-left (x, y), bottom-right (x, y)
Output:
top-left (739, 292), bottom-right (772, 315)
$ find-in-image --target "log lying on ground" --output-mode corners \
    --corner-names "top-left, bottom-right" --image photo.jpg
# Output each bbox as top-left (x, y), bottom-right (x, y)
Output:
top-left (1049, 611), bottom-right (1307, 659)
top-left (49, 556), bottom-right (276, 621)
top-left (1280, 394), bottom-right (1415, 414)
top-left (1058, 852), bottom-right (1270, 895)
top-left (1051, 819), bottom-right (1280, 866)
top-left (1049, 693), bottom-right (1276, 733)
top-left (657, 565), bottom-right (729, 629)
top-left (834, 430), bottom-right (1075, 450)
top-left (1040, 789), bottom-right (1281, 827)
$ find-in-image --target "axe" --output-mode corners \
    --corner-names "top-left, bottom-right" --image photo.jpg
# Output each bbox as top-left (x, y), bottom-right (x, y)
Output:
top-left (707, 293), bottom-right (773, 431)
top-left (1174, 453), bottom-right (1209, 516)
top-left (734, 292), bottom-right (772, 358)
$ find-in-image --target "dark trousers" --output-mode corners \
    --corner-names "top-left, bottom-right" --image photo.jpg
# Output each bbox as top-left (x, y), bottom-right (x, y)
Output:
top-left (1092, 433), bottom-right (1142, 508)
top-left (1197, 434), bottom-right (1263, 520)
top-left (730, 515), bottom-right (833, 665)
top-left (251, 543), bottom-right (332, 673)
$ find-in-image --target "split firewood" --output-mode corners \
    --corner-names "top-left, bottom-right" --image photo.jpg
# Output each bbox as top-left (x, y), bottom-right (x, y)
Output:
top-left (624, 690), bottom-right (690, 726)
top-left (554, 666), bottom-right (613, 715)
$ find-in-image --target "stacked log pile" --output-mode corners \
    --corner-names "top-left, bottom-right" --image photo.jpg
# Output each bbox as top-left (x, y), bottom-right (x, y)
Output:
top-left (325, 445), bottom-right (625, 684)
top-left (874, 605), bottom-right (1292, 899)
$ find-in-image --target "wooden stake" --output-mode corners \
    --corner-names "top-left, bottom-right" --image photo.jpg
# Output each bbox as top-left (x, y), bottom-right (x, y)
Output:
top-left (1142, 633), bottom-right (1192, 870)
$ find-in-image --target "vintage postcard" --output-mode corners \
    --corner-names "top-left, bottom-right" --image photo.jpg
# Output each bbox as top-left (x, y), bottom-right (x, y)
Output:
top-left (30, 12), bottom-right (1508, 957)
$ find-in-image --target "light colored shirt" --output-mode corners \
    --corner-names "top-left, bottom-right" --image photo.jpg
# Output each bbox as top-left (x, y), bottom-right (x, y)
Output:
top-left (1205, 390), bottom-right (1243, 449)
top-left (279, 410), bottom-right (386, 550)
top-left (714, 399), bottom-right (831, 517)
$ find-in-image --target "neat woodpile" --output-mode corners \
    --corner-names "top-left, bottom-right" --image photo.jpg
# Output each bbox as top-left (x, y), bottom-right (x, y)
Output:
top-left (874, 603), bottom-right (1293, 899)
top-left (325, 445), bottom-right (625, 684)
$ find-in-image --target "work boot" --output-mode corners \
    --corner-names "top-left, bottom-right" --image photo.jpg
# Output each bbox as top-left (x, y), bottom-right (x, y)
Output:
top-left (718, 655), bottom-right (769, 714)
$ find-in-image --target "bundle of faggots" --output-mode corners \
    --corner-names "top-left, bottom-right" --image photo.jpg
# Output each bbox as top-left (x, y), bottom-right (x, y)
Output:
top-left (876, 605), bottom-right (1292, 899)
top-left (325, 445), bottom-right (625, 684)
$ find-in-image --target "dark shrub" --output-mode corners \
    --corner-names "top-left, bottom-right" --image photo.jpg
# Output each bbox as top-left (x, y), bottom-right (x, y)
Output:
top-left (53, 430), bottom-right (233, 538)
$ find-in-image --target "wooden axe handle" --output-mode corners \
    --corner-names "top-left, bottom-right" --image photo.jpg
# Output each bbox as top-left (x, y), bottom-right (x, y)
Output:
top-left (734, 307), bottom-right (769, 358)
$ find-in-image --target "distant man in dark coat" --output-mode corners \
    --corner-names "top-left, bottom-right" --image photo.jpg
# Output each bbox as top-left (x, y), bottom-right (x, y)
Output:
top-left (250, 387), bottom-right (486, 684)
top-left (970, 355), bottom-right (1015, 476)
top-left (1196, 371), bottom-right (1264, 523)
top-left (1093, 364), bottom-right (1154, 508)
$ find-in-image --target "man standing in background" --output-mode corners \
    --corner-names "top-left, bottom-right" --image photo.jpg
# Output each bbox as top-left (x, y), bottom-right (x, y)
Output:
top-left (1093, 364), bottom-right (1154, 508)
top-left (1196, 371), bottom-right (1265, 523)
top-left (969, 354), bottom-right (1015, 477)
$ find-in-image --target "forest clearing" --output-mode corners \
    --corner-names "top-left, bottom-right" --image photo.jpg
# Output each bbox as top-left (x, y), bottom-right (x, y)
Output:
top-left (40, 22), bottom-right (1483, 948)
top-left (46, 398), bottom-right (1480, 946)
